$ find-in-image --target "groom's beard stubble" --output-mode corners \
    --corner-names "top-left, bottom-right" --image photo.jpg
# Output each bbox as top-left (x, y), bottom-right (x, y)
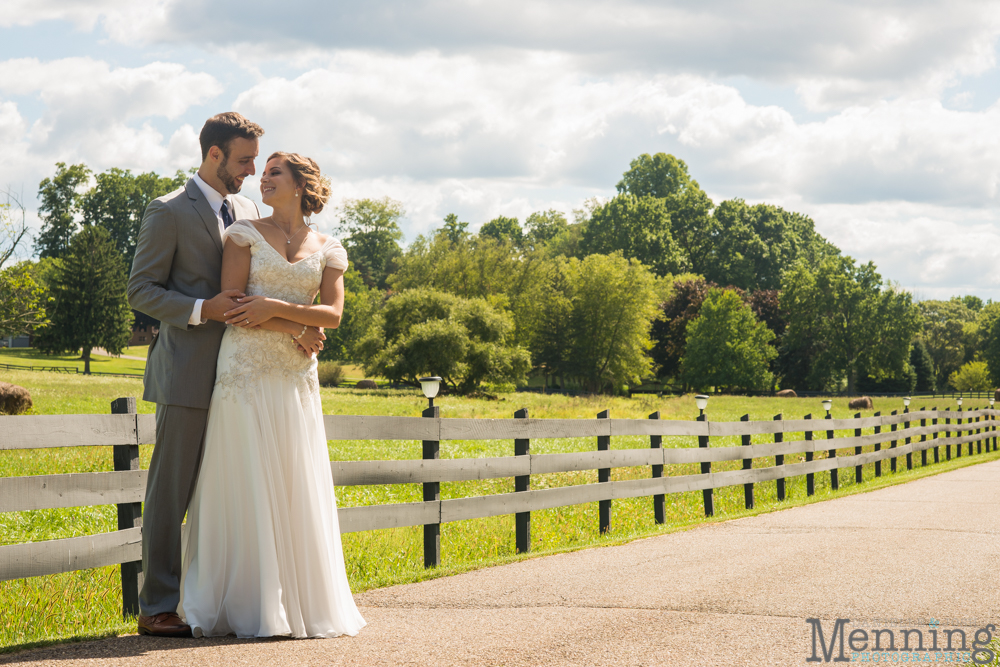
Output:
top-left (217, 156), bottom-right (242, 194)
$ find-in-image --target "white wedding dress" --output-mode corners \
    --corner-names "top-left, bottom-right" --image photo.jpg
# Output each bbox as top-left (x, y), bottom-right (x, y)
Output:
top-left (179, 219), bottom-right (366, 639)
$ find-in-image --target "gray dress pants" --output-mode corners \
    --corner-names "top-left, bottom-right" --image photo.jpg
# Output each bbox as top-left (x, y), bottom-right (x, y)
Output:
top-left (138, 403), bottom-right (209, 617)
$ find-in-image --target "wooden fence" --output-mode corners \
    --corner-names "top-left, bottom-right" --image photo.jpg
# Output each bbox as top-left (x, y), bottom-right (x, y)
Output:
top-left (0, 398), bottom-right (996, 619)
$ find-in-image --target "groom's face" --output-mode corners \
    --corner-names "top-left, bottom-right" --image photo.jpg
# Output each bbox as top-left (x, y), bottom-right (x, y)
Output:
top-left (217, 137), bottom-right (259, 194)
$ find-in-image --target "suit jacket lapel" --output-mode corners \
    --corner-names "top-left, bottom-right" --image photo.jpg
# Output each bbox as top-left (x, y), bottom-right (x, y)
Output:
top-left (185, 179), bottom-right (224, 254)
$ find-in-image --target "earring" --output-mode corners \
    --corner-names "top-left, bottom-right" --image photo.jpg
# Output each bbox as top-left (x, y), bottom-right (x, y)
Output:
top-left (295, 192), bottom-right (300, 197)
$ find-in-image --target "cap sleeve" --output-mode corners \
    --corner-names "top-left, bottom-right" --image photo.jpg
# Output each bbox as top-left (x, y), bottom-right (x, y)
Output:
top-left (321, 237), bottom-right (348, 271)
top-left (222, 219), bottom-right (261, 248)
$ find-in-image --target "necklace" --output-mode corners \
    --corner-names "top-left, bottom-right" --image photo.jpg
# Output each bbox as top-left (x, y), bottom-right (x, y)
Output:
top-left (268, 219), bottom-right (309, 245)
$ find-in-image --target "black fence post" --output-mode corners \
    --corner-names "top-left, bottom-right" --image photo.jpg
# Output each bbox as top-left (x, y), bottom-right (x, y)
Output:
top-left (805, 414), bottom-right (814, 496)
top-left (698, 412), bottom-right (712, 516)
top-left (650, 411), bottom-right (665, 524)
top-left (889, 410), bottom-right (897, 474)
top-left (994, 406), bottom-right (997, 451)
top-left (598, 409), bottom-right (611, 534)
top-left (514, 407), bottom-right (531, 554)
top-left (976, 412), bottom-right (982, 455)
top-left (874, 412), bottom-right (882, 478)
top-left (112, 397), bottom-right (142, 619)
top-left (945, 408), bottom-right (952, 461)
top-left (904, 406), bottom-right (913, 470)
top-left (741, 414), bottom-right (753, 510)
top-left (854, 413), bottom-right (862, 484)
top-left (826, 411), bottom-right (837, 491)
top-left (920, 407), bottom-right (927, 467)
top-left (933, 408), bottom-right (940, 463)
top-left (774, 413), bottom-right (785, 501)
top-left (423, 404), bottom-right (441, 569)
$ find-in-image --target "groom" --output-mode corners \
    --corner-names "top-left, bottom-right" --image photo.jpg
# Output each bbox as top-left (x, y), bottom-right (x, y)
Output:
top-left (127, 112), bottom-right (264, 637)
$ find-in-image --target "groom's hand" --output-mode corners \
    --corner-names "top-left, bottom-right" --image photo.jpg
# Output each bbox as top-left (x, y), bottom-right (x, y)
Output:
top-left (202, 289), bottom-right (246, 322)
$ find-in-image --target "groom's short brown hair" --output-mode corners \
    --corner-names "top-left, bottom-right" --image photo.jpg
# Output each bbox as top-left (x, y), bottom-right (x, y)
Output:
top-left (199, 112), bottom-right (264, 161)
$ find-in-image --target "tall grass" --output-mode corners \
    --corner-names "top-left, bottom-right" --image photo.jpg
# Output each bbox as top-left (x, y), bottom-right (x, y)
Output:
top-left (0, 369), bottom-right (994, 652)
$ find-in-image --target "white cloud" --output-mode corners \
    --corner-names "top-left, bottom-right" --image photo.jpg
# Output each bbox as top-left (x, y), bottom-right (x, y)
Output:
top-left (0, 0), bottom-right (133, 29)
top-left (0, 57), bottom-right (217, 174)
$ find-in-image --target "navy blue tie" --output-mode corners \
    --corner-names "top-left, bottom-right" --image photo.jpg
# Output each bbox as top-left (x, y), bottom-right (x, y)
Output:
top-left (221, 200), bottom-right (234, 229)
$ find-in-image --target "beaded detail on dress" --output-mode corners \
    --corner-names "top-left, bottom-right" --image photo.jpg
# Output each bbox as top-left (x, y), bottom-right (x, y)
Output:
top-left (213, 221), bottom-right (346, 406)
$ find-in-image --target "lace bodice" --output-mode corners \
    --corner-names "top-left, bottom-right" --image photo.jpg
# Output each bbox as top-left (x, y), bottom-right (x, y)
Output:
top-left (213, 220), bottom-right (348, 404)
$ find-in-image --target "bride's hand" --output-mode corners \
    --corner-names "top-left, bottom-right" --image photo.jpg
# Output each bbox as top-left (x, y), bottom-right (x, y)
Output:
top-left (295, 326), bottom-right (326, 357)
top-left (224, 295), bottom-right (277, 327)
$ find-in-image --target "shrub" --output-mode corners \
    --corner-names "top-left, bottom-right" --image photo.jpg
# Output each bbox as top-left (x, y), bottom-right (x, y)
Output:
top-left (317, 361), bottom-right (345, 387)
top-left (949, 361), bottom-right (991, 392)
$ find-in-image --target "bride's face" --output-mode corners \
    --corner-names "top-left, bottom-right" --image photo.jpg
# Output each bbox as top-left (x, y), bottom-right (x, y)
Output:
top-left (260, 158), bottom-right (299, 207)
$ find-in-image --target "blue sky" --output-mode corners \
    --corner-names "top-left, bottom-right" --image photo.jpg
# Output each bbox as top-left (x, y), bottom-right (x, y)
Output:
top-left (2, 0), bottom-right (1000, 299)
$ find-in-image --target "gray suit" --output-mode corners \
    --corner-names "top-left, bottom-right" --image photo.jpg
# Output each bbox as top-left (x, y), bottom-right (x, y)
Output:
top-left (128, 178), bottom-right (259, 616)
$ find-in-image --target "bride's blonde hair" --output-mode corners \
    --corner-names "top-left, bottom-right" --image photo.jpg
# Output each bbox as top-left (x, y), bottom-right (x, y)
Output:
top-left (268, 151), bottom-right (332, 216)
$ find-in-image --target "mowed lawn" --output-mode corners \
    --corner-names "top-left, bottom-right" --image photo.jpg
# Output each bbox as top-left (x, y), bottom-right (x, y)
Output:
top-left (2, 369), bottom-right (997, 653)
top-left (0, 348), bottom-right (146, 376)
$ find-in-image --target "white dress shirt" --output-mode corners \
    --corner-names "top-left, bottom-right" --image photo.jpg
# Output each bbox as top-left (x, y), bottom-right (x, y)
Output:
top-left (188, 172), bottom-right (233, 326)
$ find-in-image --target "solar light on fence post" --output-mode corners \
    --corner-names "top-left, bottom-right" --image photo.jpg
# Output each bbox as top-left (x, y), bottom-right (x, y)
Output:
top-left (695, 394), bottom-right (709, 416)
top-left (419, 376), bottom-right (442, 410)
top-left (822, 399), bottom-right (836, 490)
top-left (903, 396), bottom-right (911, 409)
top-left (957, 396), bottom-right (963, 408)
top-left (419, 376), bottom-right (443, 569)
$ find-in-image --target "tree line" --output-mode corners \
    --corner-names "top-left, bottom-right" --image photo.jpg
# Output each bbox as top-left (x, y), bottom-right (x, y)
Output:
top-left (1, 155), bottom-right (997, 393)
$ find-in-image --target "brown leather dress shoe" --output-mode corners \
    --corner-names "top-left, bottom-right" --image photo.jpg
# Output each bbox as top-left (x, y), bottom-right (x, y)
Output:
top-left (138, 612), bottom-right (193, 638)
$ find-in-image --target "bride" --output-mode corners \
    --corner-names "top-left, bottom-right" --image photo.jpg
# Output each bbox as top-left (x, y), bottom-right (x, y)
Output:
top-left (179, 152), bottom-right (366, 639)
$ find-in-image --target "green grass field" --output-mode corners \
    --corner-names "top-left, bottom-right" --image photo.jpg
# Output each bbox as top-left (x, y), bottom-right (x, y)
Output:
top-left (0, 348), bottom-right (146, 376)
top-left (1, 369), bottom-right (996, 653)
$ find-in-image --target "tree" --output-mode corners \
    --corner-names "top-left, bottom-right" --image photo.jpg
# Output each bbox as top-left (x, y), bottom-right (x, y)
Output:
top-left (983, 315), bottom-right (1000, 389)
top-left (650, 277), bottom-right (714, 382)
top-left (616, 152), bottom-right (716, 271)
top-left (781, 256), bottom-right (921, 395)
top-left (702, 199), bottom-right (831, 291)
top-left (390, 232), bottom-right (551, 346)
top-left (918, 298), bottom-right (977, 389)
top-left (949, 361), bottom-right (991, 392)
top-left (524, 209), bottom-right (568, 248)
top-left (560, 253), bottom-right (661, 393)
top-left (580, 194), bottom-right (686, 276)
top-left (438, 213), bottom-right (469, 244)
top-left (479, 216), bottom-right (523, 245)
top-left (681, 288), bottom-right (776, 392)
top-left (336, 197), bottom-right (405, 290)
top-left (35, 163), bottom-right (91, 259)
top-left (0, 262), bottom-right (49, 338)
top-left (910, 338), bottom-right (936, 392)
top-left (357, 289), bottom-right (530, 393)
top-left (318, 263), bottom-right (382, 362)
top-left (616, 152), bottom-right (695, 200)
top-left (0, 190), bottom-right (30, 269)
top-left (35, 226), bottom-right (133, 374)
top-left (81, 168), bottom-right (186, 268)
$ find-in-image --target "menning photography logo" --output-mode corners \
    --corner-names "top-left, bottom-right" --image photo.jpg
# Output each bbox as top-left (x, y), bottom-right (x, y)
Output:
top-left (806, 618), bottom-right (997, 664)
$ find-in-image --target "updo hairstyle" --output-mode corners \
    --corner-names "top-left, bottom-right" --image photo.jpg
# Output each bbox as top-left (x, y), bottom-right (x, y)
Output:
top-left (267, 151), bottom-right (331, 216)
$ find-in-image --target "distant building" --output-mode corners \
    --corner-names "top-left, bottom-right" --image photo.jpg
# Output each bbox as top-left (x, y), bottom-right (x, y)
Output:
top-left (129, 323), bottom-right (158, 347)
top-left (1, 335), bottom-right (30, 348)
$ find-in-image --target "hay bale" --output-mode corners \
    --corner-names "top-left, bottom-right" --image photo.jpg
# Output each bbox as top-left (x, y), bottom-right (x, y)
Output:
top-left (848, 396), bottom-right (874, 411)
top-left (0, 382), bottom-right (32, 415)
top-left (775, 389), bottom-right (797, 398)
top-left (355, 379), bottom-right (378, 390)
